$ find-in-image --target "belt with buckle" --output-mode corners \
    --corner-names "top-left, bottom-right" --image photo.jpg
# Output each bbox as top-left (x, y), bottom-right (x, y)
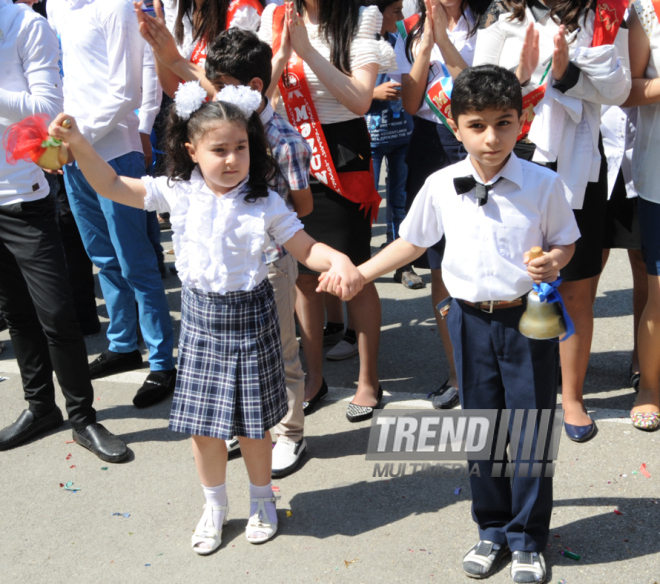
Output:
top-left (461, 297), bottom-right (524, 313)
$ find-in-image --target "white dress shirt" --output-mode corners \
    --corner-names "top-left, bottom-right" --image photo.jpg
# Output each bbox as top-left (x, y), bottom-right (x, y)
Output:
top-left (399, 154), bottom-right (580, 302)
top-left (138, 45), bottom-right (163, 135)
top-left (0, 0), bottom-right (63, 204)
top-left (601, 105), bottom-right (637, 199)
top-left (631, 0), bottom-right (660, 204)
top-left (393, 11), bottom-right (476, 123)
top-left (260, 5), bottom-right (397, 124)
top-left (474, 3), bottom-right (631, 209)
top-left (143, 171), bottom-right (303, 294)
top-left (47, 0), bottom-right (144, 163)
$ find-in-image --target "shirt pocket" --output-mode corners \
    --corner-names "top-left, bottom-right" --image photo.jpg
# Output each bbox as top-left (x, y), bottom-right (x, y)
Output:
top-left (495, 214), bottom-right (537, 261)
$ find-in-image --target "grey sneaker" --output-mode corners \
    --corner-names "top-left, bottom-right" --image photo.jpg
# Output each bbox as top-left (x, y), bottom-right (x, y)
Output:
top-left (510, 551), bottom-right (546, 583)
top-left (463, 540), bottom-right (511, 579)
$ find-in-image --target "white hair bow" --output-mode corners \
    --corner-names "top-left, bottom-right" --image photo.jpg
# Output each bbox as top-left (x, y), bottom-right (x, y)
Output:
top-left (215, 85), bottom-right (263, 117)
top-left (174, 81), bottom-right (207, 121)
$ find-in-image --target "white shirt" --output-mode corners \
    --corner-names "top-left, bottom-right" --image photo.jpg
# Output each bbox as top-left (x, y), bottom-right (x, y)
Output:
top-left (474, 3), bottom-right (631, 209)
top-left (631, 0), bottom-right (660, 204)
top-left (259, 5), bottom-right (397, 124)
top-left (402, 0), bottom-right (417, 19)
top-left (399, 154), bottom-right (580, 302)
top-left (143, 171), bottom-right (303, 294)
top-left (601, 105), bottom-right (637, 199)
top-left (163, 0), bottom-right (262, 60)
top-left (138, 45), bottom-right (163, 135)
top-left (393, 11), bottom-right (476, 123)
top-left (48, 0), bottom-right (144, 163)
top-left (0, 0), bottom-right (62, 204)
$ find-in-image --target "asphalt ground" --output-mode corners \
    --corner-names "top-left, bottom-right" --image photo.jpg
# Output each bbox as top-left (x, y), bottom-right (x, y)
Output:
top-left (1, 197), bottom-right (659, 584)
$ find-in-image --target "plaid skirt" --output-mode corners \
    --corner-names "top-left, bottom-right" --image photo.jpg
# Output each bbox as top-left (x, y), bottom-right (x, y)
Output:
top-left (168, 279), bottom-right (288, 440)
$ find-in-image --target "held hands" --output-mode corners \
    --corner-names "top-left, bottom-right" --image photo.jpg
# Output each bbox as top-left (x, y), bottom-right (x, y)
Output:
top-left (285, 1), bottom-right (313, 60)
top-left (316, 258), bottom-right (365, 301)
top-left (552, 25), bottom-right (570, 81)
top-left (516, 22), bottom-right (540, 85)
top-left (373, 81), bottom-right (401, 101)
top-left (134, 0), bottom-right (183, 69)
top-left (524, 249), bottom-right (561, 284)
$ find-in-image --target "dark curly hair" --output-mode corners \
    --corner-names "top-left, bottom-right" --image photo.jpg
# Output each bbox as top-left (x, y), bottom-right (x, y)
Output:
top-left (164, 100), bottom-right (280, 202)
top-left (506, 0), bottom-right (596, 32)
top-left (405, 0), bottom-right (491, 63)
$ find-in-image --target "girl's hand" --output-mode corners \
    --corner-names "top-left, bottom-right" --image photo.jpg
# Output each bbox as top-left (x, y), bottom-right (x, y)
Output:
top-left (516, 22), bottom-right (539, 85)
top-left (552, 25), bottom-right (570, 81)
top-left (418, 1), bottom-right (435, 57)
top-left (286, 2), bottom-right (313, 60)
top-left (134, 0), bottom-right (182, 69)
top-left (373, 81), bottom-right (401, 101)
top-left (317, 257), bottom-right (365, 301)
top-left (524, 250), bottom-right (560, 284)
top-left (276, 2), bottom-right (294, 62)
top-left (427, 0), bottom-right (449, 46)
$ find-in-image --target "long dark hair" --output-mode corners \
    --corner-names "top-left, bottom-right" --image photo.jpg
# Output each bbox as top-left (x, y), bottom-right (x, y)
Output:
top-left (294, 0), bottom-right (361, 74)
top-left (174, 0), bottom-right (266, 47)
top-left (506, 0), bottom-right (595, 32)
top-left (164, 100), bottom-right (279, 202)
top-left (405, 0), bottom-right (490, 62)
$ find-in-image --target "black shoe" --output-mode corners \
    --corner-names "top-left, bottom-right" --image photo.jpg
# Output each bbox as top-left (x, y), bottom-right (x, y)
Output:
top-left (393, 266), bottom-right (425, 289)
top-left (462, 540), bottom-right (511, 579)
top-left (302, 379), bottom-right (328, 416)
top-left (89, 349), bottom-right (143, 380)
top-left (72, 423), bottom-right (129, 463)
top-left (133, 368), bottom-right (177, 408)
top-left (346, 386), bottom-right (383, 423)
top-left (428, 380), bottom-right (460, 409)
top-left (0, 407), bottom-right (64, 451)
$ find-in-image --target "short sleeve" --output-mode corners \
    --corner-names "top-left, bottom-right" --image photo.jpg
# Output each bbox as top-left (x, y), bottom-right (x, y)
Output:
top-left (351, 6), bottom-right (398, 73)
top-left (258, 3), bottom-right (276, 47)
top-left (542, 175), bottom-right (581, 247)
top-left (398, 176), bottom-right (444, 247)
top-left (265, 191), bottom-right (304, 244)
top-left (143, 175), bottom-right (175, 214)
top-left (229, 5), bottom-right (261, 32)
top-left (393, 33), bottom-right (413, 76)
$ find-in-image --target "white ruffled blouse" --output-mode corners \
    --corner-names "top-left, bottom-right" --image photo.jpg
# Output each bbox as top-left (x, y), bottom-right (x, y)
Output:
top-left (143, 171), bottom-right (303, 294)
top-left (259, 4), bottom-right (398, 124)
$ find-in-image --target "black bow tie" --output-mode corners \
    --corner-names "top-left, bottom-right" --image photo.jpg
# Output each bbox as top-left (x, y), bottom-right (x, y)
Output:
top-left (453, 176), bottom-right (501, 206)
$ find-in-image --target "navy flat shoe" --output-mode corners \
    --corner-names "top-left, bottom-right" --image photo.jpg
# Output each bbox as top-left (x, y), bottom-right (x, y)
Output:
top-left (564, 419), bottom-right (596, 442)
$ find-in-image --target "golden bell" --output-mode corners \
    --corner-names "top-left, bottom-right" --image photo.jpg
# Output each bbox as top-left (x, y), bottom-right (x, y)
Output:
top-left (36, 143), bottom-right (68, 171)
top-left (518, 290), bottom-right (567, 340)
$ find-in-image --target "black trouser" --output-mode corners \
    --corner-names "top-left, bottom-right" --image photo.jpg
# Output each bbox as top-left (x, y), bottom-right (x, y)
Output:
top-left (0, 196), bottom-right (96, 429)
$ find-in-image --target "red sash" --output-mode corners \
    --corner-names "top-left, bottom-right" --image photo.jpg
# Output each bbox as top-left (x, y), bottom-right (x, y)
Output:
top-left (520, 0), bottom-right (627, 140)
top-left (272, 6), bottom-right (381, 222)
top-left (190, 0), bottom-right (264, 67)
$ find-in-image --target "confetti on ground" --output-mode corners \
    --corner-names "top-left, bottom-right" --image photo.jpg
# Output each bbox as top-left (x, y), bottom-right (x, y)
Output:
top-left (101, 467), bottom-right (108, 471)
top-left (59, 483), bottom-right (64, 487)
top-left (70, 465), bottom-right (76, 469)
top-left (641, 463), bottom-right (652, 478)
top-left (554, 535), bottom-right (560, 538)
top-left (0, 377), bottom-right (8, 382)
top-left (272, 486), bottom-right (280, 492)
top-left (66, 453), bottom-right (72, 460)
top-left (344, 559), bottom-right (358, 567)
top-left (157, 553), bottom-right (163, 556)
top-left (286, 510), bottom-right (292, 517)
top-left (145, 564), bottom-right (151, 567)
top-left (614, 509), bottom-right (623, 515)
top-left (66, 440), bottom-right (75, 444)
top-left (111, 513), bottom-right (131, 518)
top-left (620, 474), bottom-right (627, 478)
top-left (559, 580), bottom-right (566, 583)
top-left (454, 487), bottom-right (461, 495)
top-left (561, 551), bottom-right (580, 561)
top-left (63, 481), bottom-right (81, 492)
top-left (632, 471), bottom-right (639, 474)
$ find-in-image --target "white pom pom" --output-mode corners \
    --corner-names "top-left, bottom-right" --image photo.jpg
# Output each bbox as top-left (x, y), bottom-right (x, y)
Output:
top-left (174, 81), bottom-right (207, 121)
top-left (216, 85), bottom-right (263, 117)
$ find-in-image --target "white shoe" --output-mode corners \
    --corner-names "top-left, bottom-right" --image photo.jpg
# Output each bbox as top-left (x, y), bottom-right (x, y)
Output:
top-left (225, 437), bottom-right (240, 455)
top-left (191, 502), bottom-right (229, 555)
top-left (271, 437), bottom-right (307, 477)
top-left (246, 496), bottom-right (279, 544)
top-left (326, 339), bottom-right (358, 361)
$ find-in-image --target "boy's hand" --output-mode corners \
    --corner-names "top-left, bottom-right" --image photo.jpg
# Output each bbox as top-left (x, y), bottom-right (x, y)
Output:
top-left (316, 256), bottom-right (364, 301)
top-left (524, 250), bottom-right (560, 284)
top-left (49, 113), bottom-right (82, 146)
top-left (373, 81), bottom-right (401, 101)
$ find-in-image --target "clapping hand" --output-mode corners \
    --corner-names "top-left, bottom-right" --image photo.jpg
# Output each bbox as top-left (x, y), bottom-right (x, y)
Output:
top-left (286, 1), bottom-right (313, 60)
top-left (552, 25), bottom-right (570, 81)
top-left (516, 22), bottom-right (539, 85)
top-left (134, 0), bottom-right (182, 69)
top-left (426, 0), bottom-right (449, 46)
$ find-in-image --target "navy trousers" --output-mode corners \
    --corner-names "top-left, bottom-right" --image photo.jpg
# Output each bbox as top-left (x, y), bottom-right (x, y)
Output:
top-left (446, 298), bottom-right (559, 552)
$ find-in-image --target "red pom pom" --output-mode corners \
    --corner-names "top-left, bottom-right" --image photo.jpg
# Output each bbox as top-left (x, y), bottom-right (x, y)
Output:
top-left (3, 114), bottom-right (50, 165)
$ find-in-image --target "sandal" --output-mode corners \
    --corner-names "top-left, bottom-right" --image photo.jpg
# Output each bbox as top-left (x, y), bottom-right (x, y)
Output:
top-left (463, 540), bottom-right (511, 579)
top-left (510, 551), bottom-right (546, 583)
top-left (245, 495), bottom-right (280, 544)
top-left (629, 365), bottom-right (641, 392)
top-left (191, 503), bottom-right (229, 555)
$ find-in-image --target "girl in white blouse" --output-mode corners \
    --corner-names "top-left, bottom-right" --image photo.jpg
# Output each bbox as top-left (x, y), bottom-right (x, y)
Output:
top-left (48, 86), bottom-right (363, 553)
top-left (474, 0), bottom-right (631, 444)
top-left (259, 1), bottom-right (396, 422)
top-left (620, 1), bottom-right (660, 431)
top-left (137, 0), bottom-right (265, 97)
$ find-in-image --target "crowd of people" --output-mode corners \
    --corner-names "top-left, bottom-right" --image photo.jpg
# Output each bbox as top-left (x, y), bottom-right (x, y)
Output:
top-left (1, 0), bottom-right (658, 581)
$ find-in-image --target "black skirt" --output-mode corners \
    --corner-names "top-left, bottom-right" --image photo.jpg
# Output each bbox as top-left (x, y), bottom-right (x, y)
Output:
top-left (298, 117), bottom-right (374, 276)
top-left (405, 117), bottom-right (467, 270)
top-left (603, 169), bottom-right (642, 250)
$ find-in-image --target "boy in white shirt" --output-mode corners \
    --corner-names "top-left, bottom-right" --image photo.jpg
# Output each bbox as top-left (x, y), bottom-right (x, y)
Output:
top-left (320, 65), bottom-right (580, 584)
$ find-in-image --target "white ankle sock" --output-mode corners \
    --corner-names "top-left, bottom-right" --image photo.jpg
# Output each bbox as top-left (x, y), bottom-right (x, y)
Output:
top-left (249, 482), bottom-right (278, 525)
top-left (202, 483), bottom-right (228, 529)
